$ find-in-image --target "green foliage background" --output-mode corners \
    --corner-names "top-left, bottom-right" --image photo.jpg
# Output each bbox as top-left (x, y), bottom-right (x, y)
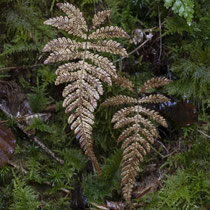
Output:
top-left (0, 0), bottom-right (209, 209)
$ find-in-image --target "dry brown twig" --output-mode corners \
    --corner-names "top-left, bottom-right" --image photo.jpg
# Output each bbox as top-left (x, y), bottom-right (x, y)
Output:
top-left (0, 104), bottom-right (69, 194)
top-left (115, 17), bottom-right (168, 64)
top-left (0, 103), bottom-right (64, 165)
top-left (198, 129), bottom-right (210, 139)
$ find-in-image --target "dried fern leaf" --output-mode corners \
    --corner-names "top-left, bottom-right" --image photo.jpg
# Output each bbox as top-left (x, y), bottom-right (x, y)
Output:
top-left (101, 95), bottom-right (137, 107)
top-left (113, 107), bottom-right (167, 203)
top-left (57, 3), bottom-right (88, 31)
top-left (112, 76), bottom-right (134, 92)
top-left (92, 10), bottom-right (111, 29)
top-left (89, 26), bottom-right (130, 39)
top-left (85, 52), bottom-right (117, 78)
top-left (113, 115), bottom-right (158, 137)
top-left (44, 50), bottom-right (84, 64)
top-left (56, 61), bottom-right (112, 86)
top-left (87, 40), bottom-right (128, 57)
top-left (42, 38), bottom-right (84, 52)
top-left (117, 125), bottom-right (154, 144)
top-left (112, 106), bottom-right (167, 127)
top-left (43, 3), bottom-right (129, 175)
top-left (138, 94), bottom-right (170, 103)
top-left (139, 77), bottom-right (172, 93)
top-left (44, 16), bottom-right (86, 38)
top-left (43, 39), bottom-right (127, 57)
top-left (56, 62), bottom-right (81, 74)
top-left (44, 49), bottom-right (118, 79)
top-left (120, 131), bottom-right (149, 204)
top-left (83, 62), bottom-right (112, 85)
top-left (103, 77), bottom-right (170, 205)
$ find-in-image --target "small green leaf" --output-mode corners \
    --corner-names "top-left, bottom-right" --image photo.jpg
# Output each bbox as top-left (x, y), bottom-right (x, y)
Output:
top-left (164, 0), bottom-right (194, 25)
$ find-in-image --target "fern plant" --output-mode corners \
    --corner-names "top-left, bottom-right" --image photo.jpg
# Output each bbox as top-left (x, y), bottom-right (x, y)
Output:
top-left (164, 0), bottom-right (194, 25)
top-left (42, 3), bottom-right (129, 175)
top-left (101, 77), bottom-right (171, 206)
top-left (0, 1), bottom-right (55, 59)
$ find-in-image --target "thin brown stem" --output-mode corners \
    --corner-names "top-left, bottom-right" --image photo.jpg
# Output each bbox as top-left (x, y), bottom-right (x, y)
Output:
top-left (114, 16), bottom-right (169, 64)
top-left (198, 129), bottom-right (210, 139)
top-left (0, 104), bottom-right (64, 165)
top-left (115, 39), bottom-right (150, 63)
top-left (0, 63), bottom-right (58, 72)
top-left (158, 5), bottom-right (162, 62)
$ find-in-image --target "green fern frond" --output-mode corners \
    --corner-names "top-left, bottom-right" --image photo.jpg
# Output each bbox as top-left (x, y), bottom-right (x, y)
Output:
top-left (164, 0), bottom-right (194, 25)
top-left (1, 43), bottom-right (39, 57)
top-left (166, 58), bottom-right (210, 101)
top-left (164, 16), bottom-right (191, 35)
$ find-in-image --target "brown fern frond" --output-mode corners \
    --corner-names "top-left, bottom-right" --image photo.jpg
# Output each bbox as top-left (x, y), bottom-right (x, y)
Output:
top-left (139, 77), bottom-right (172, 93)
top-left (120, 131), bottom-right (149, 204)
top-left (44, 16), bottom-right (86, 38)
top-left (43, 3), bottom-right (129, 175)
top-left (101, 95), bottom-right (137, 107)
top-left (57, 3), bottom-right (88, 31)
top-left (89, 26), bottom-right (130, 39)
top-left (87, 40), bottom-right (128, 57)
top-left (138, 94), bottom-right (170, 103)
top-left (113, 115), bottom-right (159, 137)
top-left (42, 38), bottom-right (84, 52)
top-left (118, 125), bottom-right (155, 145)
top-left (55, 62), bottom-right (82, 74)
top-left (92, 10), bottom-right (111, 29)
top-left (44, 49), bottom-right (84, 64)
top-left (85, 52), bottom-right (118, 78)
top-left (83, 62), bottom-right (112, 85)
top-left (102, 77), bottom-right (171, 205)
top-left (112, 76), bottom-right (134, 92)
top-left (117, 125), bottom-right (154, 144)
top-left (43, 38), bottom-right (127, 57)
top-left (56, 61), bottom-right (112, 85)
top-left (112, 106), bottom-right (167, 127)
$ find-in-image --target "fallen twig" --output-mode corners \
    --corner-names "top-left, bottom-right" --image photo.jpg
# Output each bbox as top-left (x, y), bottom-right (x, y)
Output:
top-left (157, 139), bottom-right (169, 154)
top-left (0, 104), bottom-right (64, 165)
top-left (158, 5), bottom-right (162, 62)
top-left (115, 39), bottom-right (150, 63)
top-left (8, 160), bottom-right (27, 174)
top-left (198, 129), bottom-right (210, 139)
top-left (0, 63), bottom-right (58, 72)
top-left (20, 123), bottom-right (64, 165)
top-left (0, 64), bottom-right (44, 71)
top-left (115, 17), bottom-right (168, 64)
